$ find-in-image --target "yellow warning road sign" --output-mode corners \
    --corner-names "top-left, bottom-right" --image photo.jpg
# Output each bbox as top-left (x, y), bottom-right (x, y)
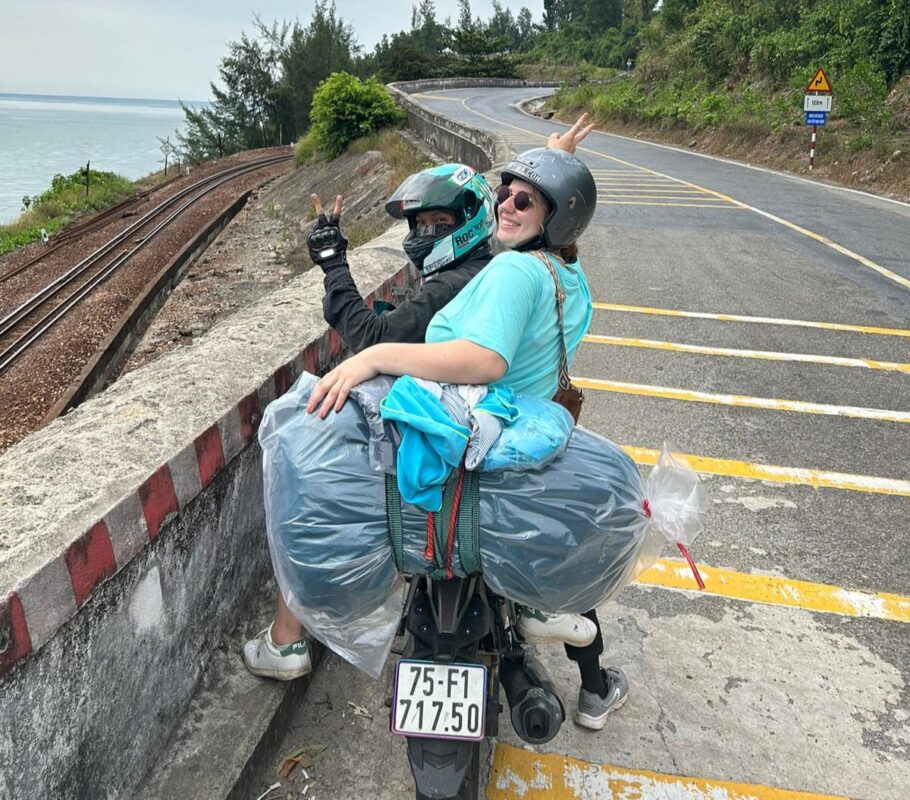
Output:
top-left (806, 68), bottom-right (833, 93)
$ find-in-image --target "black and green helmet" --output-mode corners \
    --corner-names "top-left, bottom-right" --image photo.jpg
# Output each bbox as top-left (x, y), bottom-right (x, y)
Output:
top-left (385, 163), bottom-right (495, 276)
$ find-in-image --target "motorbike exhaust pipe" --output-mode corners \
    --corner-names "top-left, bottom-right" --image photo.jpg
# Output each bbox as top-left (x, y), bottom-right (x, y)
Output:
top-left (500, 655), bottom-right (565, 744)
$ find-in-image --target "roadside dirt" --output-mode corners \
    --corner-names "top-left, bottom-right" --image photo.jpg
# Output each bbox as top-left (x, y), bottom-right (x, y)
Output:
top-left (121, 147), bottom-right (407, 376)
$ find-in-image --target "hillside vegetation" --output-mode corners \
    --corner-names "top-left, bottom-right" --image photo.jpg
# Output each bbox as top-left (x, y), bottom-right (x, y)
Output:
top-left (550, 0), bottom-right (910, 196)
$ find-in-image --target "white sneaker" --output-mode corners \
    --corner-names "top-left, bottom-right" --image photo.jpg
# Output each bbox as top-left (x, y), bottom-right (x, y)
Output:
top-left (516, 608), bottom-right (597, 647)
top-left (242, 624), bottom-right (312, 680)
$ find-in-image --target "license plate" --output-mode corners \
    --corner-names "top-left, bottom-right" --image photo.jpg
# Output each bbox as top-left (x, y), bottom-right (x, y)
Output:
top-left (391, 659), bottom-right (486, 741)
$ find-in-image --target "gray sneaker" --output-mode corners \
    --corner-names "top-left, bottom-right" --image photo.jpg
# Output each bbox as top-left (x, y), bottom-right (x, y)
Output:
top-left (242, 625), bottom-right (312, 681)
top-left (574, 667), bottom-right (629, 730)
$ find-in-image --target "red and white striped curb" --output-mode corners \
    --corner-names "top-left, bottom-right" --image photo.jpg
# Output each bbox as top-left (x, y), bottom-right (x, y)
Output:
top-left (1, 269), bottom-right (414, 681)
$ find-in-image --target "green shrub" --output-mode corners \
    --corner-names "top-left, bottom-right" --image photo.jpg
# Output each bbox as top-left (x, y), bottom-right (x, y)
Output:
top-left (836, 60), bottom-right (889, 124)
top-left (309, 72), bottom-right (404, 157)
top-left (0, 167), bottom-right (134, 256)
top-left (293, 131), bottom-right (324, 165)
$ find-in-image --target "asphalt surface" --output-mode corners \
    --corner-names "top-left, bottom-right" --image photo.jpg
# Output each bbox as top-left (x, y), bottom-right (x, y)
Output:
top-left (248, 87), bottom-right (909, 800)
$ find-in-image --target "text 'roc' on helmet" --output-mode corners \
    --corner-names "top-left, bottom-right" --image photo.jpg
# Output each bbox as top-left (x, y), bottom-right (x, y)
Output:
top-left (499, 149), bottom-right (596, 250)
top-left (385, 164), bottom-right (495, 276)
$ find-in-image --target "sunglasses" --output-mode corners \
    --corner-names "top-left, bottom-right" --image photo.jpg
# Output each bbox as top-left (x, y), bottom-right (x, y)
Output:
top-left (495, 184), bottom-right (536, 211)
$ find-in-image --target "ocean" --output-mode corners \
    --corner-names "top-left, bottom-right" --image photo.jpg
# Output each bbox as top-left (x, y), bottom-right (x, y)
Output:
top-left (0, 93), bottom-right (197, 224)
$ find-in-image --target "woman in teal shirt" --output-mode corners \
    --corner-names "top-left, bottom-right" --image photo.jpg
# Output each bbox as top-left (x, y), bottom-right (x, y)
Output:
top-left (308, 144), bottom-right (629, 732)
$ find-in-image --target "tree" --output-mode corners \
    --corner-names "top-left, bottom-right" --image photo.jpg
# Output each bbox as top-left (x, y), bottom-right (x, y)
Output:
top-left (488, 0), bottom-right (521, 51)
top-left (177, 31), bottom-right (282, 161)
top-left (276, 1), bottom-right (358, 139)
top-left (411, 0), bottom-right (448, 53)
top-left (375, 31), bottom-right (448, 81)
top-left (516, 7), bottom-right (537, 43)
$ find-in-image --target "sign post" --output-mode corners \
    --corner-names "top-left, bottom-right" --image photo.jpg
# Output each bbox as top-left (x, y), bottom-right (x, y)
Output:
top-left (160, 139), bottom-right (175, 176)
top-left (804, 69), bottom-right (833, 171)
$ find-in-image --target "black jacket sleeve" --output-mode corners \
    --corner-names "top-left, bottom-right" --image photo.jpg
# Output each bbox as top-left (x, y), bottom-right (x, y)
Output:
top-left (322, 250), bottom-right (489, 353)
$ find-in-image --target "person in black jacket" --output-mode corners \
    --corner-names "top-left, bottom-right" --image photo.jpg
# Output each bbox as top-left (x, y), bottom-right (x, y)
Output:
top-left (243, 163), bottom-right (500, 681)
top-left (316, 162), bottom-right (498, 353)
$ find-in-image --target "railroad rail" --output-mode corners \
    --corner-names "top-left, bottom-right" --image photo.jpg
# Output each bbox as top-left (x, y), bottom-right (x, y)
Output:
top-left (0, 153), bottom-right (290, 375)
top-left (0, 174), bottom-right (184, 285)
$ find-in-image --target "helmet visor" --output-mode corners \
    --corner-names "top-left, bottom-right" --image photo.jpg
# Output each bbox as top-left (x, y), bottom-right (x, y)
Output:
top-left (385, 165), bottom-right (477, 219)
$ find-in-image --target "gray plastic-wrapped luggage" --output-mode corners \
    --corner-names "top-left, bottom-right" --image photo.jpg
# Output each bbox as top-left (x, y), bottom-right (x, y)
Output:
top-left (260, 373), bottom-right (705, 677)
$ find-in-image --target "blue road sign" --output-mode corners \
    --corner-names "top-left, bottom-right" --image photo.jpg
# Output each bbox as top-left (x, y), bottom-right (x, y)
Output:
top-left (805, 111), bottom-right (827, 126)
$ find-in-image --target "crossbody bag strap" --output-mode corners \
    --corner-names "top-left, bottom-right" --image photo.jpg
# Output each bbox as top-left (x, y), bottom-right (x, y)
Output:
top-left (530, 251), bottom-right (572, 392)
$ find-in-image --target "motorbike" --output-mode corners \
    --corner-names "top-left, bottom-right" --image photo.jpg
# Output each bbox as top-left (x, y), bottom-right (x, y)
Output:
top-left (390, 574), bottom-right (567, 800)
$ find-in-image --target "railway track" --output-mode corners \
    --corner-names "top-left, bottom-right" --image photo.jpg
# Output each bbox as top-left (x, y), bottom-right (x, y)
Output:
top-left (0, 153), bottom-right (290, 375)
top-left (0, 174), bottom-right (184, 285)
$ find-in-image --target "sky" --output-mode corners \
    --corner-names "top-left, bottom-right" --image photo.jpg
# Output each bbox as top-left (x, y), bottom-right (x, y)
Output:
top-left (0, 0), bottom-right (546, 102)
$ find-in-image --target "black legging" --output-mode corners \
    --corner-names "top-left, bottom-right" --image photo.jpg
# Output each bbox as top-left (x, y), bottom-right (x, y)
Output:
top-left (563, 609), bottom-right (602, 661)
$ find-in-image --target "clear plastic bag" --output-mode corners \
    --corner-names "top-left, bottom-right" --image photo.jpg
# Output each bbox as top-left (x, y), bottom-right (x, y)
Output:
top-left (260, 374), bottom-right (708, 676)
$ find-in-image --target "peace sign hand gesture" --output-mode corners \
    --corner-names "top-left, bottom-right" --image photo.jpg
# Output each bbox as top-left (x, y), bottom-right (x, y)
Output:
top-left (307, 193), bottom-right (349, 273)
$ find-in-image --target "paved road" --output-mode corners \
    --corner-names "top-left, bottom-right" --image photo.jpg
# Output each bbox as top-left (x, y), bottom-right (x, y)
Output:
top-left (250, 87), bottom-right (909, 800)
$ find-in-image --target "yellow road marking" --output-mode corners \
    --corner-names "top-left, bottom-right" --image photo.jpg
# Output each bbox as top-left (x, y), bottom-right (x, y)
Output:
top-left (598, 202), bottom-right (746, 208)
top-left (488, 744), bottom-right (851, 800)
top-left (592, 302), bottom-right (910, 337)
top-left (597, 183), bottom-right (724, 194)
top-left (638, 559), bottom-right (910, 623)
top-left (573, 376), bottom-right (910, 423)
top-left (636, 558), bottom-right (910, 622)
top-left (583, 333), bottom-right (910, 372)
top-left (621, 445), bottom-right (910, 496)
top-left (457, 97), bottom-right (910, 292)
top-left (599, 192), bottom-right (732, 198)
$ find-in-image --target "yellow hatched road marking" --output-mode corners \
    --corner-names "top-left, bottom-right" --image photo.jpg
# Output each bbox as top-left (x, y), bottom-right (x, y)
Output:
top-left (573, 376), bottom-right (910, 423)
top-left (621, 445), bottom-right (910, 496)
top-left (597, 189), bottom-right (724, 196)
top-left (599, 197), bottom-right (734, 202)
top-left (592, 302), bottom-right (910, 337)
top-left (598, 202), bottom-right (746, 208)
top-left (598, 185), bottom-right (689, 189)
top-left (583, 333), bottom-right (910, 372)
top-left (458, 96), bottom-right (910, 291)
top-left (488, 744), bottom-right (851, 800)
top-left (638, 559), bottom-right (910, 623)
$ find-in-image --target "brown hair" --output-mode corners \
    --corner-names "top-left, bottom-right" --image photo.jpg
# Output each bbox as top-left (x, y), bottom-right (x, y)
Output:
top-left (558, 243), bottom-right (578, 263)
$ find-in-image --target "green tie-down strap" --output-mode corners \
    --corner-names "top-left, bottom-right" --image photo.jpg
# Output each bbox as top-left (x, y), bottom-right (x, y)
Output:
top-left (385, 473), bottom-right (405, 572)
top-left (456, 468), bottom-right (481, 575)
top-left (383, 468), bottom-right (482, 577)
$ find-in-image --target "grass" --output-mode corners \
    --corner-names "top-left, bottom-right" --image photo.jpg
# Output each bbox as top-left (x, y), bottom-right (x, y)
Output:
top-left (1, 168), bottom-right (136, 256)
top-left (346, 128), bottom-right (434, 194)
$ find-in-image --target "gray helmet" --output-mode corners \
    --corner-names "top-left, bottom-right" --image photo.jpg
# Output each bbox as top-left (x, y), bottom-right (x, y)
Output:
top-left (499, 148), bottom-right (597, 250)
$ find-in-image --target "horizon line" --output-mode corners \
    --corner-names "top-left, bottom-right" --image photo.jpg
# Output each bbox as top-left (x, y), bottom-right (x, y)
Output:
top-left (0, 90), bottom-right (210, 105)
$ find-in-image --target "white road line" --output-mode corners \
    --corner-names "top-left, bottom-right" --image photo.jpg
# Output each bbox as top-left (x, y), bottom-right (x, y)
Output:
top-left (574, 377), bottom-right (910, 422)
top-left (591, 302), bottom-right (910, 337)
top-left (583, 333), bottom-right (910, 372)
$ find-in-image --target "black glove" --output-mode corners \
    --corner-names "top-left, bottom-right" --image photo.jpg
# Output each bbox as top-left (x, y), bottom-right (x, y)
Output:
top-left (307, 210), bottom-right (349, 273)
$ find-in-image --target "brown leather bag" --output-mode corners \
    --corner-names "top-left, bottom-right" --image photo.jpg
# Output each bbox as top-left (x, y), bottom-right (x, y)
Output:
top-left (552, 383), bottom-right (584, 424)
top-left (532, 251), bottom-right (585, 424)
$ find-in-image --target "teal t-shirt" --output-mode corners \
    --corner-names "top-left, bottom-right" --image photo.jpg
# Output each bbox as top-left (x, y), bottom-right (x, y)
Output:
top-left (425, 250), bottom-right (592, 399)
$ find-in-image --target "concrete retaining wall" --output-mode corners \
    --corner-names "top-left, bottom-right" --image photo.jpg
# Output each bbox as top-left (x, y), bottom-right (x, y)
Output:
top-left (388, 79), bottom-right (517, 171)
